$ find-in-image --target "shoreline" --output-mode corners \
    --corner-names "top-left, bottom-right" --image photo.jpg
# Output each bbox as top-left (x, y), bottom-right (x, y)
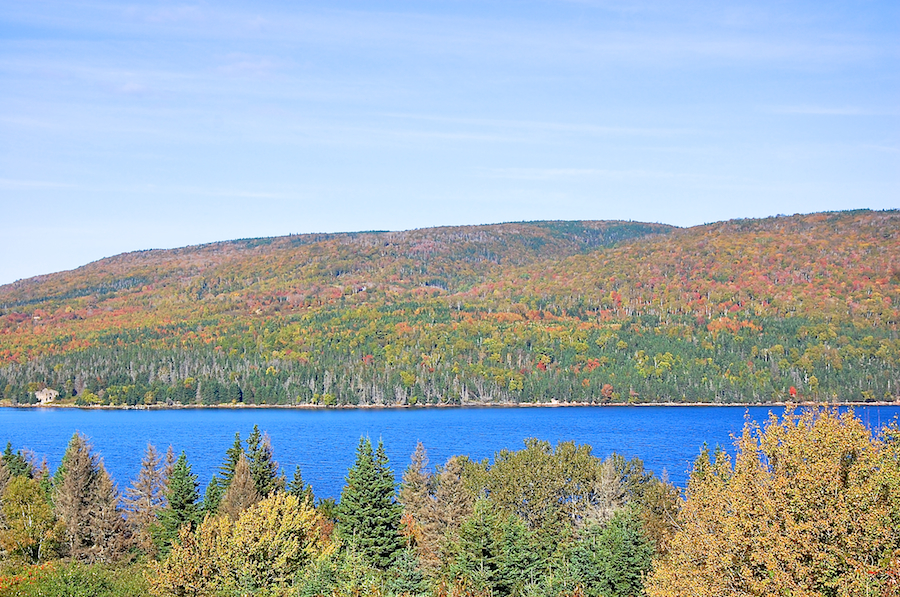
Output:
top-left (1, 400), bottom-right (898, 411)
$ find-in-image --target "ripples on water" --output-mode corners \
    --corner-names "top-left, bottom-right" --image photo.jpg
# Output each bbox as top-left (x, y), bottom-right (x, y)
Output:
top-left (1, 405), bottom-right (897, 499)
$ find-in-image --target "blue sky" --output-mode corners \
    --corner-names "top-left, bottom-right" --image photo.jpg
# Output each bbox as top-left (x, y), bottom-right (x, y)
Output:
top-left (1, 0), bottom-right (897, 284)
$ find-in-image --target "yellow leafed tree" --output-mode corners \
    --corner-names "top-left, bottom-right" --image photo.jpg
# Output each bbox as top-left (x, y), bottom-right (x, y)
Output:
top-left (646, 408), bottom-right (900, 597)
top-left (150, 491), bottom-right (333, 596)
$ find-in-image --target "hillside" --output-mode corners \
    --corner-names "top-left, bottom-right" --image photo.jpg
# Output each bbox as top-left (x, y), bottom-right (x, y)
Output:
top-left (0, 211), bottom-right (897, 406)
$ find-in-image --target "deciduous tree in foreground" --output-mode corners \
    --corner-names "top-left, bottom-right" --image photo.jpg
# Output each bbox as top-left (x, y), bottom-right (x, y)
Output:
top-left (150, 491), bottom-right (332, 596)
top-left (646, 408), bottom-right (900, 597)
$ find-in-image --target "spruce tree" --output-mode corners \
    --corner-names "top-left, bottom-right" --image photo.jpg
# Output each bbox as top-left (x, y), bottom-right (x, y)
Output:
top-left (202, 474), bottom-right (224, 516)
top-left (2, 442), bottom-right (31, 478)
top-left (569, 508), bottom-right (653, 597)
top-left (446, 499), bottom-right (502, 590)
top-left (53, 433), bottom-right (126, 562)
top-left (287, 464), bottom-right (314, 504)
top-left (386, 547), bottom-right (429, 597)
top-left (337, 438), bottom-right (403, 569)
top-left (91, 464), bottom-right (128, 562)
top-left (219, 432), bottom-right (244, 487)
top-left (399, 441), bottom-right (431, 519)
top-left (246, 425), bottom-right (281, 496)
top-left (220, 453), bottom-right (261, 518)
top-left (434, 456), bottom-right (473, 533)
top-left (122, 443), bottom-right (166, 554)
top-left (155, 451), bottom-right (200, 553)
top-left (162, 445), bottom-right (176, 496)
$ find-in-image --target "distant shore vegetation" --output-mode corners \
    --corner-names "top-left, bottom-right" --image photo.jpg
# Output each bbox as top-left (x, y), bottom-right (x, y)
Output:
top-left (0, 407), bottom-right (898, 596)
top-left (1, 211), bottom-right (898, 409)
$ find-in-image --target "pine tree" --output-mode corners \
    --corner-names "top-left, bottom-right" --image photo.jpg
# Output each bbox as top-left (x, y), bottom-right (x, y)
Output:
top-left (220, 453), bottom-right (261, 518)
top-left (123, 444), bottom-right (166, 554)
top-left (337, 438), bottom-right (404, 569)
top-left (246, 425), bottom-right (281, 496)
top-left (399, 441), bottom-right (431, 519)
top-left (162, 445), bottom-right (176, 497)
top-left (155, 451), bottom-right (200, 554)
top-left (2, 442), bottom-right (31, 478)
top-left (287, 464), bottom-right (314, 504)
top-left (91, 463), bottom-right (128, 562)
top-left (202, 474), bottom-right (224, 516)
top-left (53, 433), bottom-right (127, 562)
top-left (219, 432), bottom-right (244, 487)
top-left (570, 508), bottom-right (653, 597)
top-left (399, 442), bottom-right (437, 569)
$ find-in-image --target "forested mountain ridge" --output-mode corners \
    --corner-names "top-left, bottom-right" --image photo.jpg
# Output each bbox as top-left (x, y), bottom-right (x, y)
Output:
top-left (0, 220), bottom-right (673, 307)
top-left (1, 211), bottom-right (897, 406)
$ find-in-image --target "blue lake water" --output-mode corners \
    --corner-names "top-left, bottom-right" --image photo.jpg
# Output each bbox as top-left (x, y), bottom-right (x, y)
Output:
top-left (1, 405), bottom-right (898, 500)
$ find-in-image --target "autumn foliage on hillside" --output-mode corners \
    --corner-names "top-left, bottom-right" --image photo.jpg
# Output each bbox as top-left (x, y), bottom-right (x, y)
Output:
top-left (0, 211), bottom-right (897, 406)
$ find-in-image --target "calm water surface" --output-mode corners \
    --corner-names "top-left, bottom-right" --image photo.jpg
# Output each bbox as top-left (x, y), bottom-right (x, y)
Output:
top-left (1, 406), bottom-right (897, 499)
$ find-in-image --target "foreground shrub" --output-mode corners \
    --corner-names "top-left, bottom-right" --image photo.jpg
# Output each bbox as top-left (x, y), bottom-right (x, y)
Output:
top-left (0, 561), bottom-right (148, 597)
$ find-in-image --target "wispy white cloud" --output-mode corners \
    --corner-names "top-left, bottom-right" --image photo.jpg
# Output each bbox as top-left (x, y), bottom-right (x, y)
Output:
top-left (859, 144), bottom-right (900, 154)
top-left (217, 55), bottom-right (279, 77)
top-left (482, 167), bottom-right (738, 182)
top-left (3, 1), bottom-right (890, 68)
top-left (134, 4), bottom-right (205, 25)
top-left (766, 105), bottom-right (899, 116)
top-left (117, 81), bottom-right (150, 95)
top-left (381, 113), bottom-right (693, 137)
top-left (0, 0), bottom-right (896, 286)
top-left (0, 178), bottom-right (77, 189)
top-left (0, 178), bottom-right (289, 199)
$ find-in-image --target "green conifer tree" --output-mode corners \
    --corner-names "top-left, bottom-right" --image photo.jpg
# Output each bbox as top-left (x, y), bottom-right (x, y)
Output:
top-left (445, 499), bottom-right (502, 591)
top-left (386, 547), bottom-right (429, 597)
top-left (219, 432), bottom-right (244, 487)
top-left (246, 424), bottom-right (281, 496)
top-left (287, 464), bottom-right (314, 504)
top-left (337, 438), bottom-right (404, 569)
top-left (154, 451), bottom-right (200, 554)
top-left (569, 508), bottom-right (653, 597)
top-left (202, 474), bottom-right (224, 516)
top-left (2, 442), bottom-right (31, 478)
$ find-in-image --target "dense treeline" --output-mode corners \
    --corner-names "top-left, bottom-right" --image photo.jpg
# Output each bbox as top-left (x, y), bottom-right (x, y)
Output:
top-left (1, 408), bottom-right (898, 596)
top-left (0, 312), bottom-right (896, 407)
top-left (1, 211), bottom-right (898, 407)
